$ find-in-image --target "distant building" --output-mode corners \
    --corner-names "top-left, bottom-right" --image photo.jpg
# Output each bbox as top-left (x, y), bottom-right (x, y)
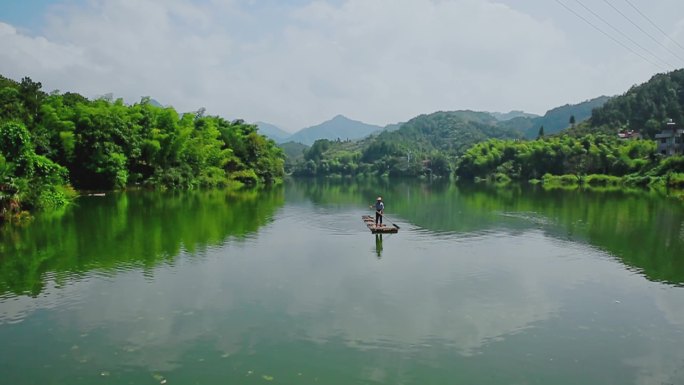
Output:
top-left (655, 119), bottom-right (684, 156)
top-left (617, 129), bottom-right (641, 140)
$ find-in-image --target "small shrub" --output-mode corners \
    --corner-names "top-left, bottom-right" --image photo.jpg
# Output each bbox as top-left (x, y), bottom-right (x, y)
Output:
top-left (231, 169), bottom-right (259, 185)
top-left (198, 166), bottom-right (228, 187)
top-left (585, 174), bottom-right (622, 187)
top-left (666, 172), bottom-right (684, 188)
top-left (543, 174), bottom-right (580, 187)
top-left (493, 173), bottom-right (511, 184)
top-left (35, 184), bottom-right (78, 209)
top-left (623, 174), bottom-right (652, 187)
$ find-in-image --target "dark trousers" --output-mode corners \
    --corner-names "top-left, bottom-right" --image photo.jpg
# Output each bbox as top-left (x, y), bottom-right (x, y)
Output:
top-left (375, 211), bottom-right (383, 224)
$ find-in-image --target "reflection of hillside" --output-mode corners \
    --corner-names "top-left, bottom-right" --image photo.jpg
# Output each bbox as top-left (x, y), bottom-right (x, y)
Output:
top-left (460, 186), bottom-right (684, 286)
top-left (290, 178), bottom-right (684, 286)
top-left (396, 182), bottom-right (684, 286)
top-left (284, 177), bottom-right (395, 206)
top-left (0, 188), bottom-right (284, 296)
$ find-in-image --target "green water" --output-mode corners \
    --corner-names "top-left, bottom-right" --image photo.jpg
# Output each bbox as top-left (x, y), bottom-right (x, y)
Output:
top-left (1, 179), bottom-right (683, 385)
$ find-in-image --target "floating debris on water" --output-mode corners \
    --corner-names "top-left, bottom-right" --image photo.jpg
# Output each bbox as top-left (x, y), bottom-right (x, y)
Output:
top-left (100, 371), bottom-right (110, 377)
top-left (262, 375), bottom-right (274, 381)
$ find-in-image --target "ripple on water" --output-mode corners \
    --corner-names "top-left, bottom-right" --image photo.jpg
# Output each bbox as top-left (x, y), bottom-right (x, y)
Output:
top-left (407, 226), bottom-right (500, 246)
top-left (0, 272), bottom-right (89, 325)
top-left (276, 207), bottom-right (384, 236)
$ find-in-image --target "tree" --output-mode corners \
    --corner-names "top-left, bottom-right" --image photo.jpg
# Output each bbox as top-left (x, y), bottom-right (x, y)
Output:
top-left (537, 125), bottom-right (545, 139)
top-left (0, 74), bottom-right (286, 199)
top-left (429, 153), bottom-right (451, 177)
top-left (18, 77), bottom-right (45, 127)
top-left (569, 115), bottom-right (576, 128)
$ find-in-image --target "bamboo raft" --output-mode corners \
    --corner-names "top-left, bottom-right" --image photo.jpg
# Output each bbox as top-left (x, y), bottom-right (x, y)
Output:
top-left (362, 215), bottom-right (399, 234)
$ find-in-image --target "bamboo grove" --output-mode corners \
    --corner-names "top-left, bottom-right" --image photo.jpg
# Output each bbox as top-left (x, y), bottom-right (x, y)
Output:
top-left (0, 75), bottom-right (284, 222)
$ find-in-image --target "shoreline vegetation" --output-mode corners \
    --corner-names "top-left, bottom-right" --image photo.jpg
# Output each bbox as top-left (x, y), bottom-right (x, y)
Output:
top-left (3, 68), bottom-right (684, 224)
top-left (456, 135), bottom-right (684, 191)
top-left (0, 75), bottom-right (284, 223)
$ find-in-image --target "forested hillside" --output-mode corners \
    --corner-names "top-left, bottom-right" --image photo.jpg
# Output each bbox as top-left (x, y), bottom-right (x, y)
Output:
top-left (293, 110), bottom-right (521, 177)
top-left (453, 69), bottom-right (684, 188)
top-left (288, 100), bottom-right (622, 179)
top-left (590, 69), bottom-right (684, 138)
top-left (0, 75), bottom-right (284, 221)
top-left (498, 96), bottom-right (610, 138)
top-left (374, 110), bottom-right (518, 154)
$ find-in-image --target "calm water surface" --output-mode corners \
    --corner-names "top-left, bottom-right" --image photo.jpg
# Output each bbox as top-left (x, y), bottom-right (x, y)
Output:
top-left (1, 179), bottom-right (684, 385)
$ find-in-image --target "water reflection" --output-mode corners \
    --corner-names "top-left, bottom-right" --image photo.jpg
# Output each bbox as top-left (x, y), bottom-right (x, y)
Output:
top-left (0, 188), bottom-right (285, 296)
top-left (1, 180), bottom-right (684, 385)
top-left (6, 215), bottom-right (682, 384)
top-left (374, 234), bottom-right (383, 259)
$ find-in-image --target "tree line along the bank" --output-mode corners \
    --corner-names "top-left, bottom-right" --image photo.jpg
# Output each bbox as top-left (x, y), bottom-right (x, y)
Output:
top-left (455, 134), bottom-right (684, 188)
top-left (291, 131), bottom-right (683, 189)
top-left (0, 75), bottom-right (285, 222)
top-left (4, 67), bottom-right (684, 223)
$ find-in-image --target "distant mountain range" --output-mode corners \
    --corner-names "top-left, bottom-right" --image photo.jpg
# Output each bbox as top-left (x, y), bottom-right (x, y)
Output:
top-left (490, 110), bottom-right (539, 121)
top-left (257, 115), bottom-right (385, 145)
top-left (288, 115), bottom-right (383, 145)
top-left (497, 96), bottom-right (611, 138)
top-left (257, 96), bottom-right (610, 147)
top-left (255, 121), bottom-right (291, 143)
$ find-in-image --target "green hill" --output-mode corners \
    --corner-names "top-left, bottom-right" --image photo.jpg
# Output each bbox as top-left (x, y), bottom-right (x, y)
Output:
top-left (589, 69), bottom-right (684, 138)
top-left (498, 96), bottom-right (611, 138)
top-left (374, 110), bottom-right (519, 155)
top-left (279, 141), bottom-right (308, 172)
top-left (452, 69), bottom-right (684, 188)
top-left (292, 110), bottom-right (522, 177)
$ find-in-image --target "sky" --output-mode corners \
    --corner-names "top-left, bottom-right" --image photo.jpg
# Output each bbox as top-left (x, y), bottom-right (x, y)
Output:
top-left (1, 0), bottom-right (684, 132)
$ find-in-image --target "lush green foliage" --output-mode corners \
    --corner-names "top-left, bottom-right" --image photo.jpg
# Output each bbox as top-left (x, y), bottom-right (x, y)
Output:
top-left (499, 96), bottom-right (610, 138)
top-left (454, 133), bottom-right (684, 189)
top-left (292, 111), bottom-right (521, 178)
top-left (285, 70), bottom-right (684, 182)
top-left (461, 68), bottom-right (684, 187)
top-left (0, 75), bottom-right (284, 220)
top-left (0, 120), bottom-right (72, 218)
top-left (590, 69), bottom-right (684, 138)
top-left (456, 135), bottom-right (656, 180)
top-left (278, 141), bottom-right (308, 172)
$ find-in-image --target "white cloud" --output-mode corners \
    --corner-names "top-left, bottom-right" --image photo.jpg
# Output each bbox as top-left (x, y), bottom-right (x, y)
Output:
top-left (0, 0), bottom-right (682, 131)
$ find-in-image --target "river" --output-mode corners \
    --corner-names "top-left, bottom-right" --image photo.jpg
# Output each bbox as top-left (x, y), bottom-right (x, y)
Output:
top-left (1, 179), bottom-right (683, 385)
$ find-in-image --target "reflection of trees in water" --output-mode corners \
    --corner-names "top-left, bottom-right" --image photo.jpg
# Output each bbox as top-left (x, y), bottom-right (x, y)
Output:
top-left (0, 188), bottom-right (284, 296)
top-left (289, 178), bottom-right (684, 285)
top-left (400, 182), bottom-right (684, 286)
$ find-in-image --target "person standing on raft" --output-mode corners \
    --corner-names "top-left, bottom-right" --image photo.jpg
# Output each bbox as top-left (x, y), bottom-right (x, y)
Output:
top-left (374, 196), bottom-right (384, 226)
